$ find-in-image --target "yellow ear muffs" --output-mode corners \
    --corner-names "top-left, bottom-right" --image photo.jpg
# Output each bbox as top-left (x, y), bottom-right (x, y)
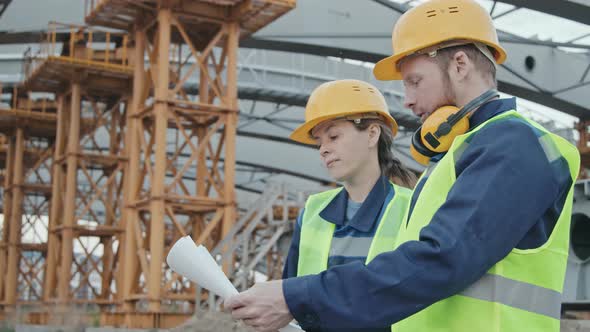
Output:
top-left (409, 89), bottom-right (499, 165)
top-left (410, 106), bottom-right (468, 165)
top-left (420, 105), bottom-right (470, 153)
top-left (410, 132), bottom-right (435, 166)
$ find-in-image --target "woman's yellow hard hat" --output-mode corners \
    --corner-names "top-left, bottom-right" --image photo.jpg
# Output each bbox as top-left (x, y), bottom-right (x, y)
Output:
top-left (290, 79), bottom-right (398, 145)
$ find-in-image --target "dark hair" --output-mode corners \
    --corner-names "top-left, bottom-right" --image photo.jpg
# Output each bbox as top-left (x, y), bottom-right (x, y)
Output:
top-left (353, 119), bottom-right (417, 188)
top-left (434, 44), bottom-right (497, 87)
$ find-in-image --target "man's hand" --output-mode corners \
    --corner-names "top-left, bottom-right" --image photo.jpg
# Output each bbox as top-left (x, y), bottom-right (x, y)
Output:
top-left (224, 280), bottom-right (293, 332)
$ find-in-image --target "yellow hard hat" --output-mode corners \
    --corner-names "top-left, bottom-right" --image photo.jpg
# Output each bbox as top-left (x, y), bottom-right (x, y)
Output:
top-left (290, 79), bottom-right (398, 145)
top-left (373, 0), bottom-right (507, 81)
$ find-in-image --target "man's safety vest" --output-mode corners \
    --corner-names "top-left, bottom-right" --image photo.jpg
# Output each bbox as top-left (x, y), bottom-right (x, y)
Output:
top-left (394, 111), bottom-right (580, 332)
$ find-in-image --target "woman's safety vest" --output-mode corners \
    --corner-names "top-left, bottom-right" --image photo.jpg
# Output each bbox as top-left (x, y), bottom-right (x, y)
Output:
top-left (297, 182), bottom-right (412, 275)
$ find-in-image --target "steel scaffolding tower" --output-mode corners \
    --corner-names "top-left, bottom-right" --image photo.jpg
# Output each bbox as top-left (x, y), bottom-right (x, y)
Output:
top-left (0, 91), bottom-right (57, 321)
top-left (18, 23), bottom-right (132, 324)
top-left (84, 0), bottom-right (295, 328)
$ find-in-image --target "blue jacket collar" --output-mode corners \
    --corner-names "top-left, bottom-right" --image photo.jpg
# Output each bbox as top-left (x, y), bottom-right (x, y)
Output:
top-left (469, 97), bottom-right (516, 129)
top-left (430, 97), bottom-right (517, 162)
top-left (319, 176), bottom-right (392, 232)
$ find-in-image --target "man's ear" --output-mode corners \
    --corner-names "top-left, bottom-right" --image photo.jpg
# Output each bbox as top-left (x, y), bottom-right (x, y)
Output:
top-left (448, 50), bottom-right (472, 82)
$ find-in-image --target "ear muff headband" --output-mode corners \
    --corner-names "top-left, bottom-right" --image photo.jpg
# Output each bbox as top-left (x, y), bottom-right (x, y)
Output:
top-left (441, 89), bottom-right (499, 131)
top-left (410, 89), bottom-right (500, 164)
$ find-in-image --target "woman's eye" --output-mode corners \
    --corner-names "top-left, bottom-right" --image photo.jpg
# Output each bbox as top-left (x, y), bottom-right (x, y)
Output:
top-left (330, 135), bottom-right (338, 141)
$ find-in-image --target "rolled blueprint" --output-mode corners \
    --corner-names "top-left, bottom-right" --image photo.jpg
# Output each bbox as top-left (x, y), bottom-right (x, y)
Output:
top-left (166, 235), bottom-right (302, 332)
top-left (167, 235), bottom-right (237, 298)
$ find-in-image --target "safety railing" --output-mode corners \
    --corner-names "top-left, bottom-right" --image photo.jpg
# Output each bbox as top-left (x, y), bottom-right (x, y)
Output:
top-left (22, 21), bottom-right (132, 80)
top-left (0, 82), bottom-right (55, 114)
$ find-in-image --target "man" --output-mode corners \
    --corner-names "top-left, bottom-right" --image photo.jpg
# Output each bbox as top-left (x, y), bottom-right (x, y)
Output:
top-left (224, 1), bottom-right (580, 331)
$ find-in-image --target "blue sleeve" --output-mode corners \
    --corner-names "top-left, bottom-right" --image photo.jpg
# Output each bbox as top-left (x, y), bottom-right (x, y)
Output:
top-left (283, 209), bottom-right (304, 279)
top-left (282, 120), bottom-right (562, 330)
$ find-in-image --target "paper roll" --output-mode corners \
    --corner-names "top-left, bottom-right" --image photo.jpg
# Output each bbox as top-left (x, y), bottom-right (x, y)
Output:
top-left (166, 236), bottom-right (301, 331)
top-left (166, 235), bottom-right (238, 298)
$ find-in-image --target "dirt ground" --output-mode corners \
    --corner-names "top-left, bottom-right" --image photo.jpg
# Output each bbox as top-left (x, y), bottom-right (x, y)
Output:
top-left (5, 313), bottom-right (590, 331)
top-left (171, 318), bottom-right (590, 332)
top-left (561, 320), bottom-right (590, 331)
top-left (170, 312), bottom-right (255, 332)
top-left (171, 316), bottom-right (590, 332)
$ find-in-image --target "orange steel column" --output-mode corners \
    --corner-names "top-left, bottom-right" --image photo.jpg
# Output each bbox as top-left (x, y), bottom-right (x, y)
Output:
top-left (120, 28), bottom-right (144, 316)
top-left (101, 102), bottom-right (121, 301)
top-left (58, 83), bottom-right (82, 305)
top-left (221, 21), bottom-right (239, 270)
top-left (44, 96), bottom-right (66, 302)
top-left (4, 128), bottom-right (23, 310)
top-left (148, 7), bottom-right (172, 313)
top-left (0, 133), bottom-right (14, 309)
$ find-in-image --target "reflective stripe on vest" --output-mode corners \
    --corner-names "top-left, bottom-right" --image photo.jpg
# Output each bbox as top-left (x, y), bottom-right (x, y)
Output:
top-left (460, 273), bottom-right (561, 320)
top-left (297, 182), bottom-right (412, 276)
top-left (393, 111), bottom-right (580, 332)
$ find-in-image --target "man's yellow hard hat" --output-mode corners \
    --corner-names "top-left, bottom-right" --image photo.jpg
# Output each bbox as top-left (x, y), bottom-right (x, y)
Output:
top-left (290, 79), bottom-right (398, 145)
top-left (373, 0), bottom-right (507, 81)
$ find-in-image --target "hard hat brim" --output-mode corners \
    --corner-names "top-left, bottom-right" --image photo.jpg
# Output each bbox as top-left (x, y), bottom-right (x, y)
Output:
top-left (373, 39), bottom-right (507, 81)
top-left (374, 54), bottom-right (405, 81)
top-left (290, 110), bottom-right (399, 145)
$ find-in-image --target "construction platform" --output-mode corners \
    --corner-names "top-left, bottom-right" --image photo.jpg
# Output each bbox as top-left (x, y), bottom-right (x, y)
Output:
top-left (85, 0), bottom-right (296, 47)
top-left (21, 23), bottom-right (133, 96)
top-left (0, 99), bottom-right (58, 138)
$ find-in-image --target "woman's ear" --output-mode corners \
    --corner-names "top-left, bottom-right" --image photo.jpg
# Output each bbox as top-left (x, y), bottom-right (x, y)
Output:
top-left (368, 123), bottom-right (381, 148)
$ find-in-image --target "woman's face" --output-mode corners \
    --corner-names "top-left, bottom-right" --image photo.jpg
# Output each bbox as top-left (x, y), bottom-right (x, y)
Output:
top-left (311, 119), bottom-right (377, 182)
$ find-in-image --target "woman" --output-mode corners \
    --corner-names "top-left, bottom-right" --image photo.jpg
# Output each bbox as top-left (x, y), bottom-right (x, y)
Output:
top-left (283, 79), bottom-right (415, 331)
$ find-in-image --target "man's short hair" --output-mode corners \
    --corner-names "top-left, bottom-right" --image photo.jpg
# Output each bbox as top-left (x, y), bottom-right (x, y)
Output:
top-left (434, 44), bottom-right (497, 86)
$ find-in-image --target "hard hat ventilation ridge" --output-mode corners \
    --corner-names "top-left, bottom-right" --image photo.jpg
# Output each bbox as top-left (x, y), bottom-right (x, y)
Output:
top-left (426, 6), bottom-right (461, 18)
